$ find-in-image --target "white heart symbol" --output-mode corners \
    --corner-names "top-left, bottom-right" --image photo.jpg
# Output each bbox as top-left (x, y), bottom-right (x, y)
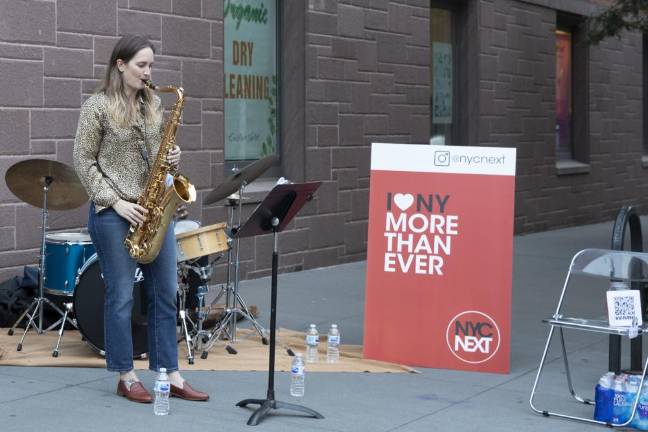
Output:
top-left (394, 193), bottom-right (414, 212)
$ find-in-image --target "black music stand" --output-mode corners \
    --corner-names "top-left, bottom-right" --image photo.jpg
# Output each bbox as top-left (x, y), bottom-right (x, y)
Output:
top-left (236, 181), bottom-right (323, 426)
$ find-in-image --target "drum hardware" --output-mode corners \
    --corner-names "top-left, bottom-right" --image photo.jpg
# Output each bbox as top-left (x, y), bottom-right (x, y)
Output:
top-left (173, 217), bottom-right (230, 362)
top-left (191, 264), bottom-right (214, 347)
top-left (177, 308), bottom-right (194, 363)
top-left (52, 302), bottom-right (74, 358)
top-left (5, 160), bottom-right (88, 354)
top-left (176, 259), bottom-right (218, 364)
top-left (46, 232), bottom-right (95, 357)
top-left (173, 219), bottom-right (203, 347)
top-left (200, 177), bottom-right (269, 359)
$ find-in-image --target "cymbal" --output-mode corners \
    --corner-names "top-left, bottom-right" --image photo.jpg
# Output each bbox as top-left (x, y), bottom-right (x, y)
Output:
top-left (5, 159), bottom-right (88, 210)
top-left (203, 154), bottom-right (278, 206)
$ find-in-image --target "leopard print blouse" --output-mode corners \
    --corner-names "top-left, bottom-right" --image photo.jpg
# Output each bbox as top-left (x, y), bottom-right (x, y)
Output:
top-left (73, 93), bottom-right (164, 213)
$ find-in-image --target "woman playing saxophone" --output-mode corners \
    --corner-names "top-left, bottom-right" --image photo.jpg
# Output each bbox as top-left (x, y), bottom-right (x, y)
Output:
top-left (73, 34), bottom-right (208, 404)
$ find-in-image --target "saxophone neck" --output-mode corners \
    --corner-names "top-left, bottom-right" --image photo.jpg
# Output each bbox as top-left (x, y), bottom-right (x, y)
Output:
top-left (143, 80), bottom-right (184, 99)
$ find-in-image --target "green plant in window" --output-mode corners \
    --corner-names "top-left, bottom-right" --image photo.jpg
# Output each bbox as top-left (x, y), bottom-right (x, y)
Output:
top-left (261, 74), bottom-right (277, 157)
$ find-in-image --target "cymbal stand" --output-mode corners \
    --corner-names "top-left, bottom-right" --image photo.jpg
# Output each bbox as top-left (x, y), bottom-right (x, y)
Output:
top-left (8, 176), bottom-right (70, 352)
top-left (200, 180), bottom-right (268, 359)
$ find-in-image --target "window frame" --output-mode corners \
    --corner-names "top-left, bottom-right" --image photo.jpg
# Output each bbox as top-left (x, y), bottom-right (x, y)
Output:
top-left (430, 0), bottom-right (461, 146)
top-left (555, 12), bottom-right (590, 172)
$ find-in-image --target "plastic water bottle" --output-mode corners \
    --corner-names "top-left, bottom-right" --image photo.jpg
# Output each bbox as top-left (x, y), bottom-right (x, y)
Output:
top-left (290, 353), bottom-right (305, 397)
top-left (627, 375), bottom-right (640, 425)
top-left (306, 324), bottom-right (319, 363)
top-left (611, 374), bottom-right (631, 425)
top-left (327, 324), bottom-right (340, 363)
top-left (633, 380), bottom-right (648, 430)
top-left (154, 368), bottom-right (170, 416)
top-left (594, 372), bottom-right (614, 422)
top-left (610, 280), bottom-right (629, 291)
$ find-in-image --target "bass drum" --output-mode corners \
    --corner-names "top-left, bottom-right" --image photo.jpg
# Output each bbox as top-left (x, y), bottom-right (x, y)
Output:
top-left (73, 254), bottom-right (148, 358)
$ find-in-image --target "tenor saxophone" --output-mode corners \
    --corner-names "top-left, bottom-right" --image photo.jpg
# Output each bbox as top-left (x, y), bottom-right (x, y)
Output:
top-left (124, 80), bottom-right (196, 263)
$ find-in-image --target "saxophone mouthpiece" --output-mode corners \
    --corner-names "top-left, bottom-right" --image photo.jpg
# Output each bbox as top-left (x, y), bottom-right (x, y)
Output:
top-left (143, 79), bottom-right (156, 90)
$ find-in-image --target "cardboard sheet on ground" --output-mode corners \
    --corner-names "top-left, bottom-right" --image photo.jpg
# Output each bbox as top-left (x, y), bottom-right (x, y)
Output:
top-left (0, 328), bottom-right (417, 373)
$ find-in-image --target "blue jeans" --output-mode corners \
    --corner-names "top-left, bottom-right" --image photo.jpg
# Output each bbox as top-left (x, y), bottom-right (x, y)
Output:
top-left (88, 203), bottom-right (178, 373)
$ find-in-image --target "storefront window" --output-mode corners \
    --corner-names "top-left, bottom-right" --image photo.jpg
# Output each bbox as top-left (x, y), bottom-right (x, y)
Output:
top-left (430, 8), bottom-right (453, 145)
top-left (224, 0), bottom-right (278, 162)
top-left (556, 29), bottom-right (572, 160)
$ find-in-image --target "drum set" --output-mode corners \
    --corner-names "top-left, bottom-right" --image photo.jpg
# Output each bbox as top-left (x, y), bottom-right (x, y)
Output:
top-left (4, 155), bottom-right (278, 362)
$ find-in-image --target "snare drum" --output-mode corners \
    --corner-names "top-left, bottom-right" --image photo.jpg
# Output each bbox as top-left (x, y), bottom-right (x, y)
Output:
top-left (44, 232), bottom-right (95, 296)
top-left (175, 222), bottom-right (229, 262)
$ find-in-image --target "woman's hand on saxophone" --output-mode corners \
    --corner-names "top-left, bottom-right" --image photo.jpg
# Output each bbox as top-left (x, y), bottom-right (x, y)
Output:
top-left (113, 199), bottom-right (148, 226)
top-left (167, 145), bottom-right (181, 169)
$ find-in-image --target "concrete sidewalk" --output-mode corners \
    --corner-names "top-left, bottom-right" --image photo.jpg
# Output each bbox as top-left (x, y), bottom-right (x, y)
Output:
top-left (0, 218), bottom-right (641, 431)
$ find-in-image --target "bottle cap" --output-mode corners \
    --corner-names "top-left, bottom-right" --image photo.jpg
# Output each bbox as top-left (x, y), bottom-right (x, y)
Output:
top-left (159, 367), bottom-right (167, 373)
top-left (610, 280), bottom-right (629, 290)
top-left (331, 324), bottom-right (338, 328)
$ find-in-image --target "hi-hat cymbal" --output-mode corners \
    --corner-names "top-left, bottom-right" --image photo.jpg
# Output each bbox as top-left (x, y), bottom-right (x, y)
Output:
top-left (203, 154), bottom-right (278, 206)
top-left (5, 159), bottom-right (88, 210)
top-left (226, 192), bottom-right (250, 203)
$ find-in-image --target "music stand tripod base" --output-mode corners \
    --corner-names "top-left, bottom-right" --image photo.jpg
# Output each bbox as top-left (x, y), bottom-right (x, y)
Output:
top-left (234, 182), bottom-right (323, 426)
top-left (237, 398), bottom-right (324, 426)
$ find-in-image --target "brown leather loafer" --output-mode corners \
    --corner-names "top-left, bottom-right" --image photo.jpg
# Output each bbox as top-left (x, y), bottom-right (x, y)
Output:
top-left (117, 380), bottom-right (153, 404)
top-left (170, 382), bottom-right (209, 401)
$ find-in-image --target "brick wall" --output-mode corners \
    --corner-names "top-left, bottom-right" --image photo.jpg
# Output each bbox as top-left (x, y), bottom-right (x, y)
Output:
top-left (479, 0), bottom-right (648, 233)
top-left (303, 0), bottom-right (431, 268)
top-left (0, 0), bottom-right (224, 281)
top-left (0, 0), bottom-right (434, 282)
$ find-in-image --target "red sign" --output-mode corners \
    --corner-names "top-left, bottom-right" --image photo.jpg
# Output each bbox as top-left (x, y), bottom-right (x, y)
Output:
top-left (363, 144), bottom-right (516, 373)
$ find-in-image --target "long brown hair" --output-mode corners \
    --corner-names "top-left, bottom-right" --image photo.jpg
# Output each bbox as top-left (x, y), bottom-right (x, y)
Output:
top-left (96, 34), bottom-right (161, 128)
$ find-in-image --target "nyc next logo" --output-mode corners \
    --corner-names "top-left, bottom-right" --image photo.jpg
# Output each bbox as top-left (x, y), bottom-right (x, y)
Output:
top-left (383, 192), bottom-right (459, 276)
top-left (446, 311), bottom-right (501, 364)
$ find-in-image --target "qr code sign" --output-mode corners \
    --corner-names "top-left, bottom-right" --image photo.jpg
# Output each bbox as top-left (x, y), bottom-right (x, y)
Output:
top-left (613, 296), bottom-right (636, 321)
top-left (607, 290), bottom-right (642, 327)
